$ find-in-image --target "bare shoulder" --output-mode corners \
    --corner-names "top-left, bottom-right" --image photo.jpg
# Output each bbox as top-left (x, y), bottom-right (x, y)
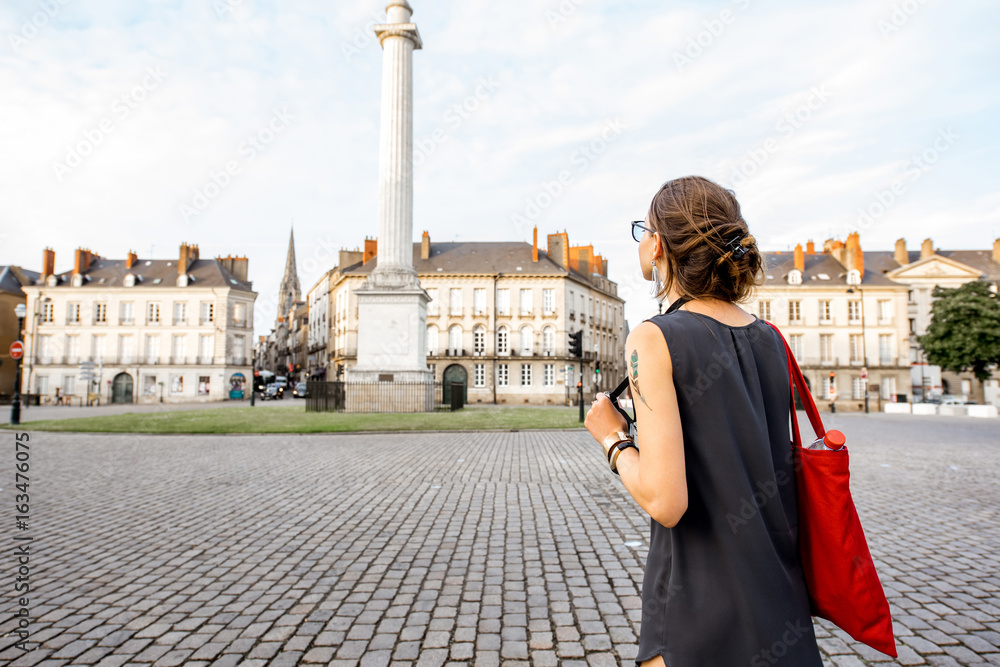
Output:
top-left (626, 320), bottom-right (670, 362)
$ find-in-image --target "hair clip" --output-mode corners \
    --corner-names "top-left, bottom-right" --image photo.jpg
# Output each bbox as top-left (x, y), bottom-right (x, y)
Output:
top-left (725, 233), bottom-right (750, 259)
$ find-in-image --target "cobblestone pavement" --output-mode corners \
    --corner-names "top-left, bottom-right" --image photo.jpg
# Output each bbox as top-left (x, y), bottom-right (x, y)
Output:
top-left (1, 413), bottom-right (998, 666)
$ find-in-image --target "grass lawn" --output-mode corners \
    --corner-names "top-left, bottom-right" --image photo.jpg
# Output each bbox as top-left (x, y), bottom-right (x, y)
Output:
top-left (2, 405), bottom-right (588, 434)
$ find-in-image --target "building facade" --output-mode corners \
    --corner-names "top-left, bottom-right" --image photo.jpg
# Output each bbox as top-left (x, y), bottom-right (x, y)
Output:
top-left (308, 229), bottom-right (626, 405)
top-left (0, 266), bottom-right (40, 402)
top-left (20, 244), bottom-right (257, 404)
top-left (745, 235), bottom-right (1000, 410)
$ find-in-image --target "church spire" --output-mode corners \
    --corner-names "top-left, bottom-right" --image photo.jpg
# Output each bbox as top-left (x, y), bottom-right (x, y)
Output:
top-left (277, 226), bottom-right (301, 323)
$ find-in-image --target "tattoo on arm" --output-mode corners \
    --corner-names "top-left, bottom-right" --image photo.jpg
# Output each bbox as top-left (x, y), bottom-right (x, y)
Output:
top-left (630, 350), bottom-right (649, 408)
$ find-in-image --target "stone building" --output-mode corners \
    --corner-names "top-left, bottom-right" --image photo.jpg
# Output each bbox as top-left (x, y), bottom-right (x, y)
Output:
top-left (745, 235), bottom-right (1000, 410)
top-left (306, 228), bottom-right (626, 405)
top-left (20, 244), bottom-right (256, 404)
top-left (0, 266), bottom-right (40, 401)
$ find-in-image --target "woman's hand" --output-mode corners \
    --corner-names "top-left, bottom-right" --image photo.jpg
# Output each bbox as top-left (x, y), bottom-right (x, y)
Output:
top-left (585, 393), bottom-right (628, 451)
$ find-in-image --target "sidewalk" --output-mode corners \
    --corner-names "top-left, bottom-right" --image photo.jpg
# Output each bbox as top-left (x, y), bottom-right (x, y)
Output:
top-left (8, 396), bottom-right (301, 423)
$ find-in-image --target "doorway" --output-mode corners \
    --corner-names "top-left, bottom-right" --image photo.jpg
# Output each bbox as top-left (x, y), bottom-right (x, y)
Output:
top-left (442, 364), bottom-right (468, 405)
top-left (112, 372), bottom-right (133, 404)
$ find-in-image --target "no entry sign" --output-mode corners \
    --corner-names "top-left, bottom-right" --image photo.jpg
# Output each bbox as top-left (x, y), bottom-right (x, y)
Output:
top-left (10, 341), bottom-right (24, 360)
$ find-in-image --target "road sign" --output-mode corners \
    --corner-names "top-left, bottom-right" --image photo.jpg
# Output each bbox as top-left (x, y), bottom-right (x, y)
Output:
top-left (10, 341), bottom-right (24, 360)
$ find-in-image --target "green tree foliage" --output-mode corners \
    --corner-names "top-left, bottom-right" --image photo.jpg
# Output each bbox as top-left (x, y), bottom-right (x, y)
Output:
top-left (919, 281), bottom-right (1000, 383)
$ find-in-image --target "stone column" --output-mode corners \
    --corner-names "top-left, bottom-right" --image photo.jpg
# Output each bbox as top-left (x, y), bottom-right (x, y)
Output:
top-left (348, 1), bottom-right (432, 411)
top-left (370, 0), bottom-right (422, 289)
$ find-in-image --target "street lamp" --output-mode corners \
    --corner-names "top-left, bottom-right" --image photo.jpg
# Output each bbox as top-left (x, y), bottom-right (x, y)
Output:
top-left (10, 303), bottom-right (26, 425)
top-left (846, 286), bottom-right (869, 413)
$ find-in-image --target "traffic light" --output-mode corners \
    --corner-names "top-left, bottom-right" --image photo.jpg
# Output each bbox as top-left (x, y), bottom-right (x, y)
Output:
top-left (568, 330), bottom-right (583, 358)
top-left (595, 360), bottom-right (601, 375)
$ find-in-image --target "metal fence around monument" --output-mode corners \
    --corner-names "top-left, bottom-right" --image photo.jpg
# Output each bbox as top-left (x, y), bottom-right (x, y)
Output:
top-left (305, 380), bottom-right (448, 413)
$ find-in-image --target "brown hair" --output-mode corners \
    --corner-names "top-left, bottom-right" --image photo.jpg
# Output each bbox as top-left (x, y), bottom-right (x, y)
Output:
top-left (647, 176), bottom-right (764, 303)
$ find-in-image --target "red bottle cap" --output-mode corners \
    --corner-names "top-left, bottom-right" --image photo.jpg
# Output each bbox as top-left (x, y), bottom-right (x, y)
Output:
top-left (824, 430), bottom-right (846, 449)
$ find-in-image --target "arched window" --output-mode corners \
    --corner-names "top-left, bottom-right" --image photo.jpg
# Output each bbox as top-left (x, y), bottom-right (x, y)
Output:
top-left (788, 269), bottom-right (802, 285)
top-left (519, 325), bottom-right (533, 356)
top-left (449, 325), bottom-right (463, 356)
top-left (542, 326), bottom-right (555, 355)
top-left (497, 326), bottom-right (509, 355)
top-left (846, 269), bottom-right (861, 285)
top-left (426, 325), bottom-right (439, 356)
top-left (473, 325), bottom-right (486, 355)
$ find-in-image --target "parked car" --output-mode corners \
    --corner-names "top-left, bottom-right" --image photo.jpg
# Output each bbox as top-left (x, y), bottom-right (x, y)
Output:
top-left (275, 376), bottom-right (288, 389)
top-left (292, 382), bottom-right (308, 398)
top-left (940, 395), bottom-right (966, 406)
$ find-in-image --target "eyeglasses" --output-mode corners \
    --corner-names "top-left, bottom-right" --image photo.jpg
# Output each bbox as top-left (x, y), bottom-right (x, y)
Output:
top-left (631, 220), bottom-right (653, 243)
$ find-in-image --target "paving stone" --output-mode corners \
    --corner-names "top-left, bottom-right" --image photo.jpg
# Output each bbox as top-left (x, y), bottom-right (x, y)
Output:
top-left (18, 423), bottom-right (1000, 666)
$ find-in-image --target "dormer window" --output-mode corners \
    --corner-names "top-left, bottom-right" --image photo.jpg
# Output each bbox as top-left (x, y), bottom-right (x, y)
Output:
top-left (72, 274), bottom-right (84, 287)
top-left (788, 269), bottom-right (802, 285)
top-left (124, 273), bottom-right (136, 287)
top-left (846, 269), bottom-right (861, 285)
top-left (46, 275), bottom-right (58, 287)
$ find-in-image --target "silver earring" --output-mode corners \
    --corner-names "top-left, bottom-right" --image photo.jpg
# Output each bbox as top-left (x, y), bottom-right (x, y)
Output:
top-left (650, 260), bottom-right (663, 298)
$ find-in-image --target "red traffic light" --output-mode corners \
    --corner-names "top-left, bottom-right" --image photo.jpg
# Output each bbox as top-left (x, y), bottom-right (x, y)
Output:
top-left (577, 382), bottom-right (582, 388)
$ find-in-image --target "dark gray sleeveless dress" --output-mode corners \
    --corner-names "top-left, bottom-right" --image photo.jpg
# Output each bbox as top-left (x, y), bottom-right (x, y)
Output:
top-left (634, 309), bottom-right (822, 667)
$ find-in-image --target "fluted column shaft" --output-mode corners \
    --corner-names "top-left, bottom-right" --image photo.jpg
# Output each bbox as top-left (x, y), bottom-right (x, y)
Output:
top-left (372, 5), bottom-right (422, 284)
top-left (377, 34), bottom-right (414, 273)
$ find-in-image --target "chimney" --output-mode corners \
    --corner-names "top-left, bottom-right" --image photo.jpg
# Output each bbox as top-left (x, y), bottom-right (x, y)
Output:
top-left (73, 247), bottom-right (94, 275)
top-left (894, 238), bottom-right (908, 265)
top-left (793, 244), bottom-right (804, 271)
top-left (845, 232), bottom-right (863, 277)
top-left (230, 256), bottom-right (249, 282)
top-left (190, 244), bottom-right (199, 263)
top-left (824, 238), bottom-right (846, 266)
top-left (339, 248), bottom-right (363, 268)
top-left (178, 242), bottom-right (190, 276)
top-left (421, 231), bottom-right (430, 260)
top-left (805, 240), bottom-right (815, 255)
top-left (363, 237), bottom-right (378, 265)
top-left (994, 238), bottom-right (1000, 263)
top-left (532, 226), bottom-right (538, 263)
top-left (547, 232), bottom-right (569, 270)
top-left (920, 238), bottom-right (934, 260)
top-left (126, 250), bottom-right (137, 269)
top-left (41, 247), bottom-right (55, 279)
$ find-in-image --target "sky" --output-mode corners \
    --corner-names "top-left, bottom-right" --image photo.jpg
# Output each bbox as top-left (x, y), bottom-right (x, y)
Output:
top-left (1, 0), bottom-right (998, 338)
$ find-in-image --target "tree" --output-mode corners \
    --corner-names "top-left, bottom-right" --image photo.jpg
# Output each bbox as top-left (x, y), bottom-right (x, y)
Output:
top-left (919, 281), bottom-right (1000, 399)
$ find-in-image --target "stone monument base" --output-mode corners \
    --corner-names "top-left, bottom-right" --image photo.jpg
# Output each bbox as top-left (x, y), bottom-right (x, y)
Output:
top-left (345, 369), bottom-right (435, 413)
top-left (349, 283), bottom-right (433, 413)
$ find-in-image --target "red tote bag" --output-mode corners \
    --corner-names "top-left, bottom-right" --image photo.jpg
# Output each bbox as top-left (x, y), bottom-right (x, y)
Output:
top-left (768, 322), bottom-right (897, 657)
